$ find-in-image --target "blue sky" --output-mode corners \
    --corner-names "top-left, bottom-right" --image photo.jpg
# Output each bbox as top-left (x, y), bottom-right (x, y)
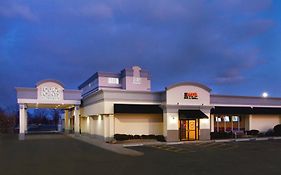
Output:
top-left (1, 0), bottom-right (281, 107)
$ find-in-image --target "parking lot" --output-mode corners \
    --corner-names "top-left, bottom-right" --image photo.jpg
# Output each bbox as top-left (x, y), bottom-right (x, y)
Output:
top-left (1, 134), bottom-right (281, 175)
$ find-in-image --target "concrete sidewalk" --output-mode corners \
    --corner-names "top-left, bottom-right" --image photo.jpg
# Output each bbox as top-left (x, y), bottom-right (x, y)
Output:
top-left (121, 136), bottom-right (281, 147)
top-left (68, 134), bottom-right (144, 156)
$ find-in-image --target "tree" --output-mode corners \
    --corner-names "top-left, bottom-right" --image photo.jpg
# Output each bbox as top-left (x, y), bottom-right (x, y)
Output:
top-left (0, 106), bottom-right (18, 133)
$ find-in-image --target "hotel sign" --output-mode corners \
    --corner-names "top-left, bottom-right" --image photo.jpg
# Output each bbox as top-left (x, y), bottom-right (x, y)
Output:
top-left (40, 87), bottom-right (61, 100)
top-left (184, 92), bottom-right (198, 99)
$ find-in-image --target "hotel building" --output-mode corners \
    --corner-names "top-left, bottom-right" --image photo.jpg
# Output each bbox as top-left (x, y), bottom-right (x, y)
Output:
top-left (16, 66), bottom-right (281, 141)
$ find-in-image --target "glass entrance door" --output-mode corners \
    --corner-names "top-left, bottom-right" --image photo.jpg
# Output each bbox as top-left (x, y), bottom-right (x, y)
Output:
top-left (179, 119), bottom-right (199, 141)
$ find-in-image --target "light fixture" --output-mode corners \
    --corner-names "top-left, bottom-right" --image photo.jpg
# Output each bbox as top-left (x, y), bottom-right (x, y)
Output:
top-left (262, 92), bottom-right (269, 98)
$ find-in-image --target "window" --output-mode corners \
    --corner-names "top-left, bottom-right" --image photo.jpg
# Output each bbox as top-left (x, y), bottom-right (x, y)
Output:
top-left (215, 117), bottom-right (222, 122)
top-left (232, 116), bottom-right (239, 122)
top-left (108, 77), bottom-right (119, 84)
top-left (224, 116), bottom-right (230, 122)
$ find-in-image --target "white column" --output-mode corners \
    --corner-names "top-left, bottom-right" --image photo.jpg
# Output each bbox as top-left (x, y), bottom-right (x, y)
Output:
top-left (86, 116), bottom-right (90, 134)
top-left (64, 110), bottom-right (69, 133)
top-left (24, 109), bottom-right (28, 133)
top-left (103, 115), bottom-right (109, 141)
top-left (108, 114), bottom-right (115, 140)
top-left (210, 114), bottom-right (215, 132)
top-left (249, 114), bottom-right (253, 130)
top-left (19, 104), bottom-right (26, 140)
top-left (163, 112), bottom-right (168, 137)
top-left (74, 106), bottom-right (80, 134)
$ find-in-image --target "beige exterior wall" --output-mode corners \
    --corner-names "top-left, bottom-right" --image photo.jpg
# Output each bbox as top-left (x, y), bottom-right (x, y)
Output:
top-left (80, 117), bottom-right (89, 133)
top-left (165, 112), bottom-right (179, 131)
top-left (89, 115), bottom-right (104, 137)
top-left (81, 101), bottom-right (105, 116)
top-left (250, 115), bottom-right (281, 132)
top-left (166, 85), bottom-right (210, 106)
top-left (114, 113), bottom-right (163, 135)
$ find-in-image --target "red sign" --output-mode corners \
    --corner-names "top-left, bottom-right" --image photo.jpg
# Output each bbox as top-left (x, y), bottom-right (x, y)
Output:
top-left (184, 92), bottom-right (198, 99)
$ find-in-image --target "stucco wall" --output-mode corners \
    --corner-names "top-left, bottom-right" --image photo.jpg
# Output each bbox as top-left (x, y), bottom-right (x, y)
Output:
top-left (89, 115), bottom-right (104, 137)
top-left (81, 101), bottom-right (105, 116)
top-left (251, 115), bottom-right (281, 132)
top-left (114, 113), bottom-right (163, 135)
top-left (166, 85), bottom-right (210, 106)
top-left (80, 117), bottom-right (89, 133)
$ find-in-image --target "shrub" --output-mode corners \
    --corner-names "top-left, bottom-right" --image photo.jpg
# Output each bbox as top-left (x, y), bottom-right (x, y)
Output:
top-left (133, 135), bottom-right (141, 139)
top-left (114, 134), bottom-right (130, 141)
top-left (114, 134), bottom-right (165, 141)
top-left (274, 124), bottom-right (281, 136)
top-left (210, 132), bottom-right (234, 139)
top-left (247, 130), bottom-right (259, 136)
top-left (141, 135), bottom-right (150, 139)
top-left (265, 129), bottom-right (275, 137)
top-left (156, 135), bottom-right (166, 142)
top-left (148, 134), bottom-right (157, 139)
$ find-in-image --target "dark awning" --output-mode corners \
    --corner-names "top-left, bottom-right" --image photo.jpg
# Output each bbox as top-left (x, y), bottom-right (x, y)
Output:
top-left (252, 107), bottom-right (281, 114)
top-left (114, 104), bottom-right (163, 114)
top-left (178, 110), bottom-right (208, 119)
top-left (211, 107), bottom-right (253, 115)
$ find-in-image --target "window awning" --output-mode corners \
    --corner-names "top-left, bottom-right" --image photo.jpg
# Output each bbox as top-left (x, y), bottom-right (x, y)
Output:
top-left (114, 104), bottom-right (163, 114)
top-left (211, 107), bottom-right (253, 115)
top-left (178, 110), bottom-right (208, 119)
top-left (211, 106), bottom-right (281, 115)
top-left (252, 107), bottom-right (281, 114)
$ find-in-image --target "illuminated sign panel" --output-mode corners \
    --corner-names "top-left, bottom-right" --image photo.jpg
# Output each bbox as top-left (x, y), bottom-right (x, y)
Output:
top-left (40, 87), bottom-right (61, 100)
top-left (184, 92), bottom-right (198, 99)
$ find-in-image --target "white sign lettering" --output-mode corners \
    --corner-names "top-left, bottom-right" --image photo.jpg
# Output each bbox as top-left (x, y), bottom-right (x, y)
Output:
top-left (41, 87), bottom-right (61, 100)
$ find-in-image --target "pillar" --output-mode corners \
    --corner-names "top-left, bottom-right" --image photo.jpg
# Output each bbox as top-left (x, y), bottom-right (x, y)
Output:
top-left (102, 114), bottom-right (115, 142)
top-left (64, 110), bottom-right (69, 133)
top-left (24, 109), bottom-right (28, 133)
top-left (199, 109), bottom-right (211, 140)
top-left (210, 114), bottom-right (215, 132)
top-left (74, 106), bottom-right (80, 134)
top-left (19, 104), bottom-right (26, 140)
top-left (164, 112), bottom-right (179, 142)
top-left (103, 115), bottom-right (109, 141)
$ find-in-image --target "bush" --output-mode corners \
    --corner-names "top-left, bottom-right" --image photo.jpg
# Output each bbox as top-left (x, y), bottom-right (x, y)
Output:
top-left (265, 129), bottom-right (275, 137)
top-left (114, 134), bottom-right (165, 141)
top-left (246, 130), bottom-right (259, 136)
top-left (273, 124), bottom-right (281, 136)
top-left (210, 132), bottom-right (234, 139)
top-left (114, 134), bottom-right (130, 141)
top-left (156, 135), bottom-right (166, 142)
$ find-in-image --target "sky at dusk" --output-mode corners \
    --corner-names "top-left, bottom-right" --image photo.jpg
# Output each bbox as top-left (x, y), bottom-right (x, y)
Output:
top-left (1, 0), bottom-right (281, 108)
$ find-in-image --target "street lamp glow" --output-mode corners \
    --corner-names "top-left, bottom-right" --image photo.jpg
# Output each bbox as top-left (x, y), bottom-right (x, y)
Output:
top-left (262, 92), bottom-right (269, 98)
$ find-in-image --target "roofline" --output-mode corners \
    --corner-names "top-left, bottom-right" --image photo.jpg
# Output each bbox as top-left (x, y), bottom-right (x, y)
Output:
top-left (211, 94), bottom-right (281, 100)
top-left (36, 79), bottom-right (64, 88)
top-left (78, 72), bottom-right (121, 89)
top-left (166, 82), bottom-right (212, 92)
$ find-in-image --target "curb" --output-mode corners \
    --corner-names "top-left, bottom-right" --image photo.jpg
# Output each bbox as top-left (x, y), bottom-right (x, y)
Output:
top-left (68, 134), bottom-right (144, 157)
top-left (122, 136), bottom-right (281, 147)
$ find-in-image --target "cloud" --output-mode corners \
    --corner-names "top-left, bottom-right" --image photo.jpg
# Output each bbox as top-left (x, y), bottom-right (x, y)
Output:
top-left (0, 1), bottom-right (37, 21)
top-left (0, 0), bottom-right (278, 107)
top-left (75, 3), bottom-right (113, 19)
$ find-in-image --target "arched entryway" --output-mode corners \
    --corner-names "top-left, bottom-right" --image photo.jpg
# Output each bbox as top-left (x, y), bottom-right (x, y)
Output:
top-left (16, 80), bottom-right (82, 140)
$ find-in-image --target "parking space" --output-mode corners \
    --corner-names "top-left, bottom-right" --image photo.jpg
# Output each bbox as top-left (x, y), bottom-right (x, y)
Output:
top-left (148, 142), bottom-right (239, 154)
top-left (1, 134), bottom-right (281, 175)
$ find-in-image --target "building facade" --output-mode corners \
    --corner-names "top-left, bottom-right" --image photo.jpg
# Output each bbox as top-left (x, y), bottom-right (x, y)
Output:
top-left (73, 66), bottom-right (281, 142)
top-left (16, 66), bottom-right (281, 141)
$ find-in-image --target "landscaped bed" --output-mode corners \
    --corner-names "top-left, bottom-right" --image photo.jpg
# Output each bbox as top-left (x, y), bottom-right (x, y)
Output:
top-left (114, 134), bottom-right (166, 142)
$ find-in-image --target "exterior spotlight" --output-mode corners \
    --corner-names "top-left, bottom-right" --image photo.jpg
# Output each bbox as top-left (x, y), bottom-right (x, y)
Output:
top-left (262, 92), bottom-right (269, 98)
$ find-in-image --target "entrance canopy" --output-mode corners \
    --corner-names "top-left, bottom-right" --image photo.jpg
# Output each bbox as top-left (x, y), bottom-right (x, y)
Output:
top-left (15, 79), bottom-right (82, 140)
top-left (16, 79), bottom-right (81, 109)
top-left (178, 110), bottom-right (209, 119)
